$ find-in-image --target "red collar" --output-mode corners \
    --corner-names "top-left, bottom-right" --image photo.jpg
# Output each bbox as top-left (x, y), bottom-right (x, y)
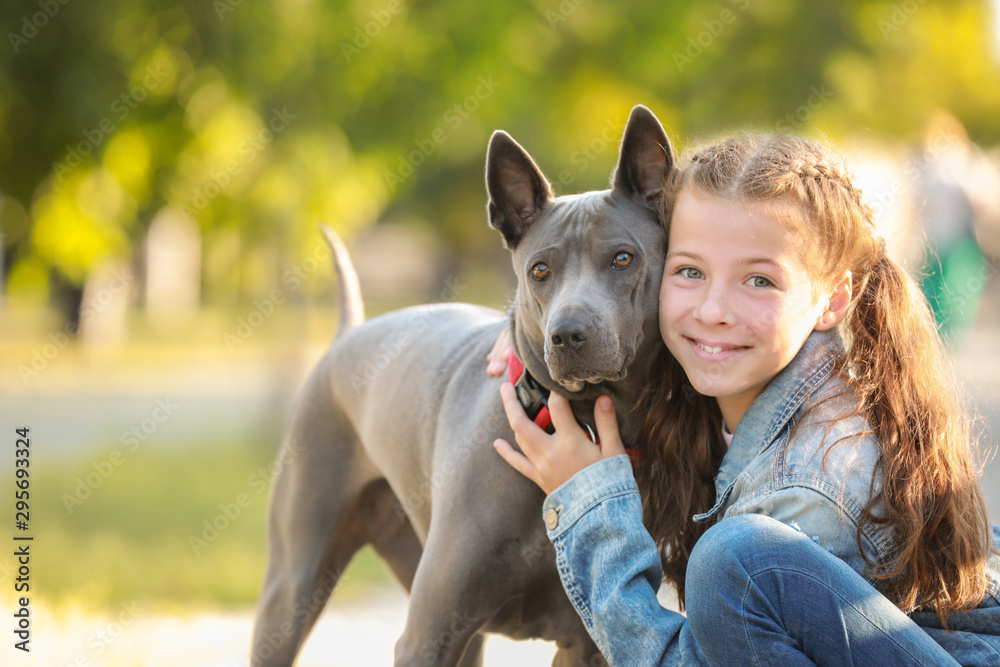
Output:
top-left (507, 348), bottom-right (554, 433)
top-left (506, 349), bottom-right (645, 467)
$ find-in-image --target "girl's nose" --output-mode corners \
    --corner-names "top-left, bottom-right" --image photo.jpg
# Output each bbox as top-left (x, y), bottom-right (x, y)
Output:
top-left (693, 284), bottom-right (735, 326)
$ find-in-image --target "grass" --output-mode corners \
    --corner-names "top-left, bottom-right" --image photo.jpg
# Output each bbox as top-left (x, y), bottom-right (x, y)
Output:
top-left (17, 440), bottom-right (397, 614)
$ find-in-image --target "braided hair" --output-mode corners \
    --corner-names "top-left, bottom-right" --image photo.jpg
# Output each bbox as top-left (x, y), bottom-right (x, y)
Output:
top-left (638, 135), bottom-right (994, 621)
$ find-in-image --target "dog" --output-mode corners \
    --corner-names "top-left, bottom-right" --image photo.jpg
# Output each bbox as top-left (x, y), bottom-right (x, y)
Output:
top-left (251, 105), bottom-right (674, 666)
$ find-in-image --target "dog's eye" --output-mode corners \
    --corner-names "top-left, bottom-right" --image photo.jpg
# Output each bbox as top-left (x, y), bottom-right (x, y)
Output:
top-left (612, 252), bottom-right (633, 270)
top-left (531, 263), bottom-right (551, 281)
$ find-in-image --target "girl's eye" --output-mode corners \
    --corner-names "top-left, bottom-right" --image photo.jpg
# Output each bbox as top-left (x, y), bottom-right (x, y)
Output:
top-left (678, 267), bottom-right (703, 280)
top-left (532, 263), bottom-right (551, 281)
top-left (749, 276), bottom-right (772, 288)
top-left (612, 252), bottom-right (633, 270)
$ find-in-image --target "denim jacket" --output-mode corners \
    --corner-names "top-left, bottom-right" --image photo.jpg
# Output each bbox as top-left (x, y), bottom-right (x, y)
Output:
top-left (541, 328), bottom-right (1000, 665)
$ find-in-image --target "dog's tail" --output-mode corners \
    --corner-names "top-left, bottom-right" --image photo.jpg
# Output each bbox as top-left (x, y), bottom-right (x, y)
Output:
top-left (319, 224), bottom-right (365, 336)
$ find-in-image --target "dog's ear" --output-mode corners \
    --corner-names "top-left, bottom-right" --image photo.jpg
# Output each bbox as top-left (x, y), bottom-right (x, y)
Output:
top-left (486, 130), bottom-right (553, 250)
top-left (611, 105), bottom-right (674, 211)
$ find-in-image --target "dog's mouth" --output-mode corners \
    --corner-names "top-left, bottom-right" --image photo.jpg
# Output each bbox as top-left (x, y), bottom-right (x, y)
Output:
top-left (552, 369), bottom-right (627, 393)
top-left (546, 345), bottom-right (636, 392)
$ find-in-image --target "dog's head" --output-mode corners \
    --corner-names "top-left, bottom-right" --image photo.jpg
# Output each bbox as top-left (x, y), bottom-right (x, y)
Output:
top-left (486, 105), bottom-right (673, 401)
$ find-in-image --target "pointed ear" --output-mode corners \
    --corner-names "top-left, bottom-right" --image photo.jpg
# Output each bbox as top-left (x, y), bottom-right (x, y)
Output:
top-left (611, 105), bottom-right (674, 210)
top-left (486, 130), bottom-right (553, 250)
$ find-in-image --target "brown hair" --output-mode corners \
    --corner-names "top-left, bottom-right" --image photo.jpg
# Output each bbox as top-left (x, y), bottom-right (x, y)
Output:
top-left (638, 134), bottom-right (996, 620)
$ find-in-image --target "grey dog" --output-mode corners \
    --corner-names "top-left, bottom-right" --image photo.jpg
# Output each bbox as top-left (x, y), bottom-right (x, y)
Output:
top-left (251, 105), bottom-right (674, 666)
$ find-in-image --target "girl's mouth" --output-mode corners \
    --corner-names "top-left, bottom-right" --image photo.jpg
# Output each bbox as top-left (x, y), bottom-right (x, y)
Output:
top-left (686, 337), bottom-right (750, 361)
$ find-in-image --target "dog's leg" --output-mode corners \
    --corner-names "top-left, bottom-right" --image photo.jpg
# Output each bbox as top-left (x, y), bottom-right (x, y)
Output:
top-left (553, 641), bottom-right (608, 667)
top-left (392, 528), bottom-right (490, 667)
top-left (368, 488), bottom-right (423, 592)
top-left (251, 378), bottom-right (384, 666)
top-left (459, 635), bottom-right (486, 667)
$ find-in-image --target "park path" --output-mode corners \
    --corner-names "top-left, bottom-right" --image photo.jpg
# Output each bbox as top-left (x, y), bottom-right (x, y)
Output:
top-left (2, 588), bottom-right (561, 666)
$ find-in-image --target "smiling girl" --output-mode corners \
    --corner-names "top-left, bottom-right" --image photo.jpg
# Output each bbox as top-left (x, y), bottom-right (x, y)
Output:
top-left (491, 135), bottom-right (1000, 665)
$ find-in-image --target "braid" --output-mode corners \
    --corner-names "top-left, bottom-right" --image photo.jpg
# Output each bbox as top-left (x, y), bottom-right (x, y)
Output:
top-left (792, 158), bottom-right (873, 220)
top-left (647, 132), bottom-right (995, 619)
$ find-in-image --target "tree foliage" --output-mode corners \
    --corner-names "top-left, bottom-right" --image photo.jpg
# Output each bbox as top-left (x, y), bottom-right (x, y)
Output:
top-left (1, 0), bottom-right (998, 311)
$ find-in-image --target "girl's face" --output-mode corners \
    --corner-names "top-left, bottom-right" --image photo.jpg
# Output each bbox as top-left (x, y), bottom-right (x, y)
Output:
top-left (659, 188), bottom-right (842, 429)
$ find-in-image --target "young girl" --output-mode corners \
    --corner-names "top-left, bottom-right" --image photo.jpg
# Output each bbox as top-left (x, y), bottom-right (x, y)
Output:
top-left (490, 135), bottom-right (1000, 665)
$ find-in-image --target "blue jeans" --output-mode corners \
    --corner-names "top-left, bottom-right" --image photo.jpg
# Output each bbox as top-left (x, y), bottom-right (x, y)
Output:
top-left (685, 513), bottom-right (1000, 666)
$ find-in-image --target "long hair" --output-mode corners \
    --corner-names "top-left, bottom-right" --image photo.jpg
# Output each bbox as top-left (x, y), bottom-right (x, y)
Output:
top-left (638, 134), bottom-right (995, 619)
top-left (634, 345), bottom-right (725, 606)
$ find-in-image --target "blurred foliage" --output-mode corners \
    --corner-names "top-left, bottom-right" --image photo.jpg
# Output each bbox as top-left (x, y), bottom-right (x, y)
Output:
top-left (1, 0), bottom-right (999, 319)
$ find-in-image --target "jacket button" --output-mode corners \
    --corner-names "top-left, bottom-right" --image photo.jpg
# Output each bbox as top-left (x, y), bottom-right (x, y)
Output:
top-left (544, 507), bottom-right (559, 531)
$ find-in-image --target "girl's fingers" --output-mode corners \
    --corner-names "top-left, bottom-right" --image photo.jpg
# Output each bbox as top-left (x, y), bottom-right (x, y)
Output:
top-left (546, 391), bottom-right (583, 436)
top-left (498, 383), bottom-right (545, 456)
top-left (487, 345), bottom-right (511, 376)
top-left (594, 395), bottom-right (626, 457)
top-left (493, 438), bottom-right (541, 487)
top-left (486, 328), bottom-right (513, 377)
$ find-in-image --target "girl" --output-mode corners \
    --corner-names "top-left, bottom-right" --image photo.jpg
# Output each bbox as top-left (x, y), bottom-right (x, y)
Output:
top-left (490, 135), bottom-right (1000, 665)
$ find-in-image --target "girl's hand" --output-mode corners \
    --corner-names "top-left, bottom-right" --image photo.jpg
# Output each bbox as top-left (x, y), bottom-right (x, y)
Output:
top-left (486, 326), bottom-right (513, 376)
top-left (493, 384), bottom-right (626, 494)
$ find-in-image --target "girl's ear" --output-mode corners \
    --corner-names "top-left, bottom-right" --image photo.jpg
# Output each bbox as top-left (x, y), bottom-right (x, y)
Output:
top-left (816, 270), bottom-right (852, 331)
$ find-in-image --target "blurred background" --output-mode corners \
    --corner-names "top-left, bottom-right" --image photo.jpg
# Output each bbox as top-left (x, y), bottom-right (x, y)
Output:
top-left (2, 0), bottom-right (1000, 664)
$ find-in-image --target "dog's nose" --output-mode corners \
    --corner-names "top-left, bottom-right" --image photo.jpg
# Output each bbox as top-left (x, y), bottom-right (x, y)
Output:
top-left (549, 318), bottom-right (590, 350)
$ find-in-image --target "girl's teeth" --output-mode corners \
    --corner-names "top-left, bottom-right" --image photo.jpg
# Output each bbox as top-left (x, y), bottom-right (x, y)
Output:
top-left (698, 343), bottom-right (723, 354)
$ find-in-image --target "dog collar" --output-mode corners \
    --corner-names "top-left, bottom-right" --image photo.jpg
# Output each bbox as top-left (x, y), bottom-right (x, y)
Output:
top-left (507, 349), bottom-right (555, 434)
top-left (506, 349), bottom-right (645, 467)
